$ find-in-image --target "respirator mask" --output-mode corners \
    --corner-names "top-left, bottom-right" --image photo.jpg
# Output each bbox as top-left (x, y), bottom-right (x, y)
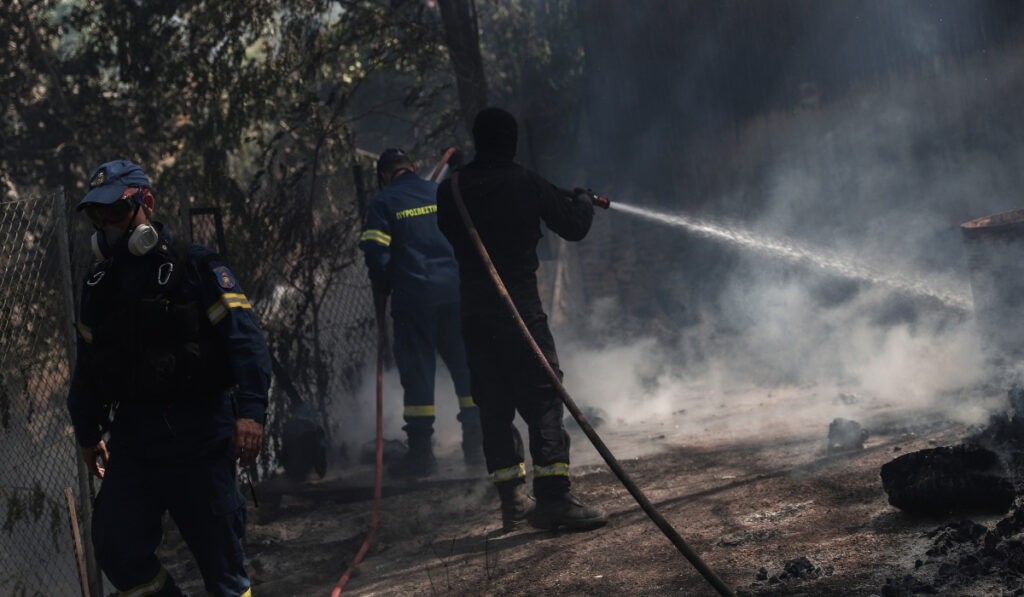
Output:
top-left (85, 188), bottom-right (159, 259)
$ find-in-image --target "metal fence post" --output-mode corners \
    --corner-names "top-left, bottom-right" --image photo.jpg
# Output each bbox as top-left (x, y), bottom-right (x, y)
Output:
top-left (56, 189), bottom-right (103, 597)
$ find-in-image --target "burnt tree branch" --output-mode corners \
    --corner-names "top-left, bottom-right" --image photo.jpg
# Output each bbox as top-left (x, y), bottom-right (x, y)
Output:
top-left (437, 0), bottom-right (488, 133)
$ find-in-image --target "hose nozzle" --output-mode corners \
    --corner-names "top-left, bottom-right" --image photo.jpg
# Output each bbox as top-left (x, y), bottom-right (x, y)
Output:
top-left (575, 187), bottom-right (611, 209)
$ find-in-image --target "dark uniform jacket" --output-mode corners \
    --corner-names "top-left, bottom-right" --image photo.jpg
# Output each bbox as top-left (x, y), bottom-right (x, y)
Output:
top-left (436, 155), bottom-right (594, 327)
top-left (359, 171), bottom-right (460, 312)
top-left (66, 224), bottom-right (271, 460)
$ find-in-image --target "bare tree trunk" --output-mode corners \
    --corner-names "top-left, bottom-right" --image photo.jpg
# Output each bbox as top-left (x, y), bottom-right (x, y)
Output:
top-left (437, 0), bottom-right (488, 133)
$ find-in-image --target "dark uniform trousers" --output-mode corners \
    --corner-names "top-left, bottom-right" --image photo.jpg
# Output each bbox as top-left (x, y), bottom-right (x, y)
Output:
top-left (462, 310), bottom-right (571, 499)
top-left (92, 439), bottom-right (248, 597)
top-left (392, 300), bottom-right (478, 432)
top-left (68, 227), bottom-right (268, 597)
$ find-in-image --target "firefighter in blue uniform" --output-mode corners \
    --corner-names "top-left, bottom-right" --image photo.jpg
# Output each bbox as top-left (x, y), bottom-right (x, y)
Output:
top-left (66, 160), bottom-right (271, 597)
top-left (359, 148), bottom-right (483, 477)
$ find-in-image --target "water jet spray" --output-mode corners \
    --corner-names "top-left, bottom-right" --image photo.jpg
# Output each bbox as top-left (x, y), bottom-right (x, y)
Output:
top-left (609, 201), bottom-right (972, 312)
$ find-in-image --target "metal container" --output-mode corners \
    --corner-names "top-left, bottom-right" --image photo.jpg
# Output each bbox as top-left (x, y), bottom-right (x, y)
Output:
top-left (960, 209), bottom-right (1024, 363)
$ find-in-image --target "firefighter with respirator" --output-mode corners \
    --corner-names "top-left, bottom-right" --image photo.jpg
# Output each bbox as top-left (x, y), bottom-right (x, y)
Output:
top-left (66, 160), bottom-right (271, 597)
top-left (436, 107), bottom-right (608, 532)
top-left (359, 148), bottom-right (484, 477)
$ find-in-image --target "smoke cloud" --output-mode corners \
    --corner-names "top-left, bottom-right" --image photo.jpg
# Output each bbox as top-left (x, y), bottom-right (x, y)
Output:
top-left (552, 7), bottom-right (1024, 451)
top-left (339, 4), bottom-right (1024, 465)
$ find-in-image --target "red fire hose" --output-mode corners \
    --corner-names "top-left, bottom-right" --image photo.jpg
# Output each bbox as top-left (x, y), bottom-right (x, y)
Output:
top-left (448, 173), bottom-right (736, 597)
top-left (429, 147), bottom-right (458, 182)
top-left (329, 291), bottom-right (386, 597)
top-left (331, 148), bottom-right (458, 596)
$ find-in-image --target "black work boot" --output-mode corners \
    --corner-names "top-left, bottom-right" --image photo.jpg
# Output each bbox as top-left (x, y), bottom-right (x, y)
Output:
top-left (496, 480), bottom-right (535, 532)
top-left (461, 423), bottom-right (485, 466)
top-left (388, 429), bottom-right (437, 478)
top-left (531, 492), bottom-right (608, 531)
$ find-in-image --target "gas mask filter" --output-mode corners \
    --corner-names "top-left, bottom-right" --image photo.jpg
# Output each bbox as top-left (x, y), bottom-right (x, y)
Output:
top-left (126, 223), bottom-right (159, 255)
top-left (87, 189), bottom-right (159, 258)
top-left (91, 223), bottom-right (159, 259)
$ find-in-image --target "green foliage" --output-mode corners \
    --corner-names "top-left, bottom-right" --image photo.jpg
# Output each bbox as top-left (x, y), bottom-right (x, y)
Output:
top-left (3, 0), bottom-right (458, 445)
top-left (479, 0), bottom-right (583, 104)
top-left (1, 0), bottom-right (587, 469)
top-left (2, 0), bottom-right (457, 200)
top-left (476, 0), bottom-right (584, 170)
top-left (219, 1), bottom-right (456, 441)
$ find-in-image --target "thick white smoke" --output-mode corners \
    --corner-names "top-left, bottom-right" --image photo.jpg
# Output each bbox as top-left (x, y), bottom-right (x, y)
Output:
top-left (553, 44), bottom-right (1024, 453)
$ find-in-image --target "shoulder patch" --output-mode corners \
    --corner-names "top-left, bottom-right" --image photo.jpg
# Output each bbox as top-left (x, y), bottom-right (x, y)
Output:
top-left (212, 266), bottom-right (237, 289)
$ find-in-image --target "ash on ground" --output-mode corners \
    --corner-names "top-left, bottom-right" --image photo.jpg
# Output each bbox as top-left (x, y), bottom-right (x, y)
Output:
top-left (880, 513), bottom-right (1024, 596)
top-left (748, 556), bottom-right (834, 590)
top-left (878, 406), bottom-right (1024, 595)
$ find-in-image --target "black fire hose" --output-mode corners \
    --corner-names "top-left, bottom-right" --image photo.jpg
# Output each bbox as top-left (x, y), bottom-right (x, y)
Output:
top-left (450, 173), bottom-right (736, 597)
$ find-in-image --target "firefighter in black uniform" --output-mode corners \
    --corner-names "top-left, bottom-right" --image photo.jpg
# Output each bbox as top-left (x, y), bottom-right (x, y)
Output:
top-left (436, 107), bottom-right (608, 531)
top-left (66, 160), bottom-right (271, 596)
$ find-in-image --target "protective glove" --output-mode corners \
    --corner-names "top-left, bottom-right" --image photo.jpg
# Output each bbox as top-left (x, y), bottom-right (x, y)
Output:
top-left (573, 187), bottom-right (593, 201)
top-left (574, 187), bottom-right (610, 209)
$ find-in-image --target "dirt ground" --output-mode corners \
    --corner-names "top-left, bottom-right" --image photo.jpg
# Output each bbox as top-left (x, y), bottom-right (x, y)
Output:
top-left (158, 384), bottom-right (1018, 596)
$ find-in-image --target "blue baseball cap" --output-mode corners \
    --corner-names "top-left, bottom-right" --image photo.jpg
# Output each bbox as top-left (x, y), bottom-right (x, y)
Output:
top-left (78, 160), bottom-right (151, 210)
top-left (376, 148), bottom-right (412, 174)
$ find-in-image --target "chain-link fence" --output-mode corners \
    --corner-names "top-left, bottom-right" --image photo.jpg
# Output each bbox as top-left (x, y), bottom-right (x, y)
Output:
top-left (0, 190), bottom-right (87, 596)
top-left (185, 169), bottom-right (382, 479)
top-left (0, 186), bottom-right (384, 595)
top-left (0, 164), bottom-right (577, 593)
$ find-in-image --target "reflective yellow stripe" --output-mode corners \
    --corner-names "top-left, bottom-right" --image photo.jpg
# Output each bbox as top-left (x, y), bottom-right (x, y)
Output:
top-left (119, 567), bottom-right (167, 597)
top-left (395, 204), bottom-right (437, 220)
top-left (207, 300), bottom-right (227, 324)
top-left (458, 395), bottom-right (476, 408)
top-left (493, 463), bottom-right (526, 483)
top-left (533, 462), bottom-right (569, 478)
top-left (77, 322), bottom-right (93, 344)
top-left (239, 588), bottom-right (252, 597)
top-left (403, 405), bottom-right (435, 417)
top-left (360, 229), bottom-right (391, 246)
top-left (222, 292), bottom-right (252, 310)
top-left (207, 293), bottom-right (252, 324)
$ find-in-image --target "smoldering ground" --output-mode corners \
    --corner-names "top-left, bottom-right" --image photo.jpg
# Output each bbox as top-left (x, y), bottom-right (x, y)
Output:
top-left (331, 41), bottom-right (1024, 478)
top-left (555, 46), bottom-right (1024, 453)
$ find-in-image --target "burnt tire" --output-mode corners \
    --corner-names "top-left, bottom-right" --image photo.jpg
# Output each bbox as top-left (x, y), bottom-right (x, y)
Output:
top-left (880, 444), bottom-right (1015, 515)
